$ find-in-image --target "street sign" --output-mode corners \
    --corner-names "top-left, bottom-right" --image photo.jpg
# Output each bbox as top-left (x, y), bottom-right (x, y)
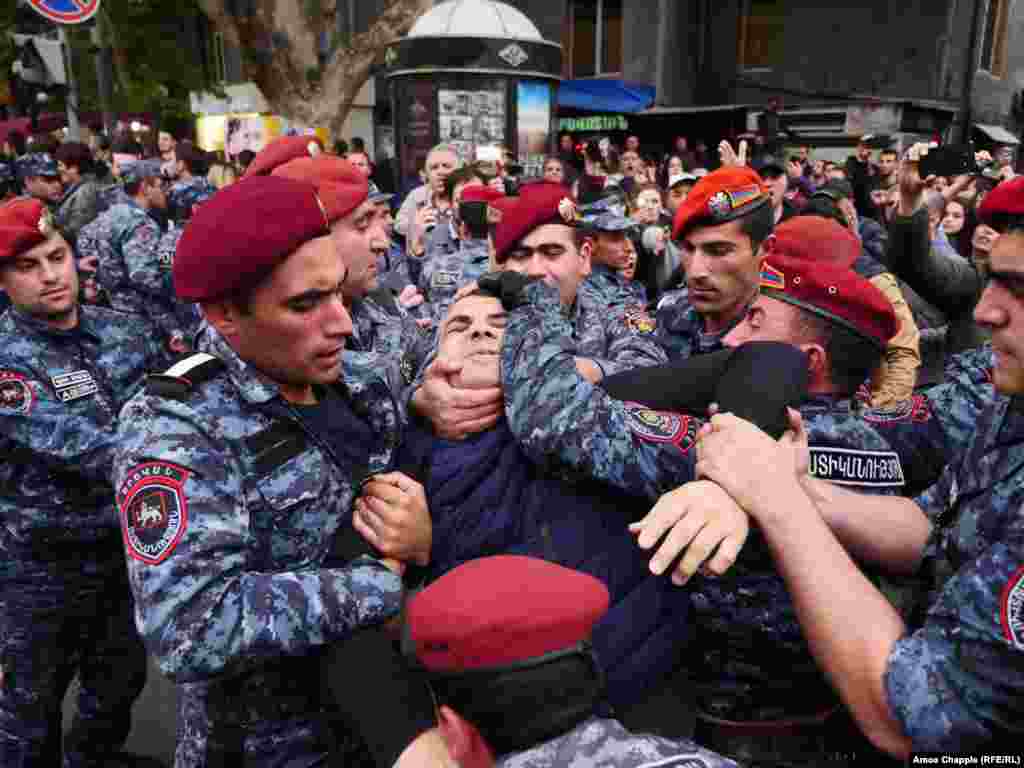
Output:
top-left (26, 0), bottom-right (100, 25)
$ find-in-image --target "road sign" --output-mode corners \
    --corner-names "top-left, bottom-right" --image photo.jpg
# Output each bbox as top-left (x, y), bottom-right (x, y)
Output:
top-left (26, 0), bottom-right (100, 25)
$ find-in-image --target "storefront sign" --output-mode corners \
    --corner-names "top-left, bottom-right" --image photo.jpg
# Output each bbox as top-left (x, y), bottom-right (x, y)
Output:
top-left (558, 115), bottom-right (629, 133)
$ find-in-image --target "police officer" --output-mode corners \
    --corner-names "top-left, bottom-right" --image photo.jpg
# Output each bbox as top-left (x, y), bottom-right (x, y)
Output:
top-left (655, 166), bottom-right (774, 361)
top-left (243, 136), bottom-right (431, 367)
top-left (0, 198), bottom-right (169, 766)
top-left (575, 196), bottom-right (638, 310)
top-left (693, 178), bottom-right (1024, 757)
top-left (78, 159), bottom-right (186, 351)
top-left (15, 152), bottom-right (64, 208)
top-left (113, 175), bottom-right (432, 766)
top-left (165, 144), bottom-right (216, 225)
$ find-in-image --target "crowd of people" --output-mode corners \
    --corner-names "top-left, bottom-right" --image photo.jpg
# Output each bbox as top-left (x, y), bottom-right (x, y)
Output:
top-left (0, 119), bottom-right (1020, 768)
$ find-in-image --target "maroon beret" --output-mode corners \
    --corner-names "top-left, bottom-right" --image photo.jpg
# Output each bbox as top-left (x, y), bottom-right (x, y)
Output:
top-left (759, 252), bottom-right (898, 349)
top-left (174, 175), bottom-right (330, 302)
top-left (0, 198), bottom-right (52, 262)
top-left (460, 185), bottom-right (504, 204)
top-left (493, 181), bottom-right (576, 263)
top-left (270, 155), bottom-right (369, 223)
top-left (242, 135), bottom-right (325, 179)
top-left (762, 216), bottom-right (861, 269)
top-left (672, 166), bottom-right (770, 241)
top-left (408, 555), bottom-right (610, 673)
top-left (977, 175), bottom-right (1024, 227)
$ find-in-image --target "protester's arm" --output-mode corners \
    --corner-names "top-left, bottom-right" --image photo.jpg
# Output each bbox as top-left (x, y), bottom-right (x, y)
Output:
top-left (113, 396), bottom-right (403, 682)
top-left (695, 413), bottom-right (914, 758)
top-left (867, 272), bottom-right (921, 408)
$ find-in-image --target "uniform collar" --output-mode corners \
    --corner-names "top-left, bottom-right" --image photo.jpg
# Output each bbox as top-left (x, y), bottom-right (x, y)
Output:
top-left (8, 303), bottom-right (100, 344)
top-left (197, 325), bottom-right (283, 405)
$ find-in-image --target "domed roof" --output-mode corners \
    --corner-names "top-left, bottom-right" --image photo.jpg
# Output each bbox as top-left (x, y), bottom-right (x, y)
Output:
top-left (407, 0), bottom-right (545, 41)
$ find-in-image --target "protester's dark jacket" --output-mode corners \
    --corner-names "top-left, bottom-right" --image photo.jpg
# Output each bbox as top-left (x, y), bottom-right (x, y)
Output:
top-left (886, 209), bottom-right (988, 374)
top-left (56, 173), bottom-right (102, 246)
top-left (400, 420), bottom-right (692, 711)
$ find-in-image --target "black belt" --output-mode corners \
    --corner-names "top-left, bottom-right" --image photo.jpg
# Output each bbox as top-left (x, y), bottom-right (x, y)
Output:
top-left (693, 706), bottom-right (838, 768)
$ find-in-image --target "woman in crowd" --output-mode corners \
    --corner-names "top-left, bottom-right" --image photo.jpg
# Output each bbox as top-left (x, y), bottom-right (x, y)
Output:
top-left (941, 197), bottom-right (977, 259)
top-left (542, 155), bottom-right (566, 185)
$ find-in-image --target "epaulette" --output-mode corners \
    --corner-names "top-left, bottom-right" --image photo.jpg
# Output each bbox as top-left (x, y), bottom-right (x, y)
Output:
top-left (145, 352), bottom-right (226, 401)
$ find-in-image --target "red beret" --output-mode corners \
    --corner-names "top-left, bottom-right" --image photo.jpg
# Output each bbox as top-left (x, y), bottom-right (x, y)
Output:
top-left (759, 253), bottom-right (897, 349)
top-left (977, 175), bottom-right (1024, 227)
top-left (460, 185), bottom-right (504, 204)
top-left (672, 166), bottom-right (770, 241)
top-left (762, 216), bottom-right (861, 269)
top-left (493, 181), bottom-right (575, 263)
top-left (270, 155), bottom-right (369, 223)
top-left (408, 555), bottom-right (610, 673)
top-left (174, 175), bottom-right (330, 302)
top-left (242, 135), bottom-right (325, 179)
top-left (0, 198), bottom-right (52, 261)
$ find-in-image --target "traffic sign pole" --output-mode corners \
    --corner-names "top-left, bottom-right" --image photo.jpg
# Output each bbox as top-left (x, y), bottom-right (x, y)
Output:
top-left (58, 26), bottom-right (80, 140)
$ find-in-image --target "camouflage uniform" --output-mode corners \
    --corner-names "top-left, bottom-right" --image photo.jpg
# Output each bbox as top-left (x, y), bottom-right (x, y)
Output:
top-left (578, 263), bottom-right (637, 311)
top-left (884, 391), bottom-right (1024, 751)
top-left (498, 717), bottom-right (738, 768)
top-left (166, 177), bottom-right (216, 224)
top-left (112, 329), bottom-right (405, 767)
top-left (0, 304), bottom-right (171, 766)
top-left (498, 279), bottom-right (979, 763)
top-left (349, 293), bottom-right (432, 376)
top-left (655, 287), bottom-right (749, 361)
top-left (79, 200), bottom-right (183, 347)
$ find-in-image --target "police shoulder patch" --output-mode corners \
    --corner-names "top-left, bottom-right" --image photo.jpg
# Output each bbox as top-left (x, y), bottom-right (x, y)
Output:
top-left (0, 371), bottom-right (35, 415)
top-left (808, 446), bottom-right (905, 487)
top-left (861, 394), bottom-right (933, 424)
top-left (118, 461), bottom-right (190, 566)
top-left (625, 402), bottom-right (697, 452)
top-left (1001, 566), bottom-right (1024, 650)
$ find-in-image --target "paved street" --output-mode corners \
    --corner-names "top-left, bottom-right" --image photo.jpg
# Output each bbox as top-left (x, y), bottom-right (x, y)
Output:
top-left (63, 656), bottom-right (178, 766)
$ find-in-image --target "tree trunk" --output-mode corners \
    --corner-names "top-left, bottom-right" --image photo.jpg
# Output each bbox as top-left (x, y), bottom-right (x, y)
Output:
top-left (198, 0), bottom-right (433, 134)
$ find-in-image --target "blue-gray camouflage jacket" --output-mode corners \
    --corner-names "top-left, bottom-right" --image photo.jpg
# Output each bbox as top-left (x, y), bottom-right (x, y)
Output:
top-left (885, 391), bottom-right (1024, 751)
top-left (0, 304), bottom-right (171, 549)
top-left (112, 328), bottom-right (405, 683)
top-left (578, 263), bottom-right (638, 311)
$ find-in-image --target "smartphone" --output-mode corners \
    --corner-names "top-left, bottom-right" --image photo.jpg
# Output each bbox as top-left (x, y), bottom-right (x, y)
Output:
top-left (919, 144), bottom-right (978, 179)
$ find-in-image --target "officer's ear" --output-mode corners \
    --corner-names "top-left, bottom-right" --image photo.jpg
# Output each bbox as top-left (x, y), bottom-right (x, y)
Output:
top-left (801, 342), bottom-right (829, 383)
top-left (437, 705), bottom-right (495, 768)
top-left (577, 235), bottom-right (593, 276)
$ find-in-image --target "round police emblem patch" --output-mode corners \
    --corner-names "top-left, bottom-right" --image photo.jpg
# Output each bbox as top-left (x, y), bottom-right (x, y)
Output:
top-left (0, 371), bottom-right (34, 415)
top-left (1001, 566), bottom-right (1024, 650)
top-left (625, 402), bottom-right (698, 452)
top-left (118, 462), bottom-right (190, 566)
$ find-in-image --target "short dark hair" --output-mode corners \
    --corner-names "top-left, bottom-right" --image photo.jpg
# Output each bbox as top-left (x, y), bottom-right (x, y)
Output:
top-left (112, 133), bottom-right (142, 156)
top-left (880, 149), bottom-right (898, 160)
top-left (6, 131), bottom-right (26, 156)
top-left (794, 308), bottom-right (883, 394)
top-left (444, 165), bottom-right (484, 200)
top-left (54, 142), bottom-right (93, 173)
top-left (236, 149), bottom-right (256, 169)
top-left (177, 144), bottom-right (208, 176)
top-left (739, 199), bottom-right (776, 254)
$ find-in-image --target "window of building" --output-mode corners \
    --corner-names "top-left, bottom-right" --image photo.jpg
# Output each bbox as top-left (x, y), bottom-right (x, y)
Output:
top-left (979, 0), bottom-right (1009, 78)
top-left (738, 0), bottom-right (785, 71)
top-left (567, 0), bottom-right (623, 78)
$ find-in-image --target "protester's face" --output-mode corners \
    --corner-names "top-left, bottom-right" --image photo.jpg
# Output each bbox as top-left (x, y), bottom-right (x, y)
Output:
top-left (764, 173), bottom-right (787, 209)
top-left (439, 294), bottom-right (507, 390)
top-left (973, 223), bottom-right (999, 257)
top-left (942, 201), bottom-right (966, 235)
top-left (348, 152), bottom-right (371, 177)
top-left (666, 184), bottom-right (689, 213)
top-left (856, 144), bottom-right (870, 162)
top-left (974, 232), bottom-right (1024, 394)
top-left (502, 224), bottom-right (590, 307)
top-left (625, 136), bottom-right (640, 153)
top-left (798, 147), bottom-right (809, 161)
top-left (675, 137), bottom-right (688, 153)
top-left (812, 160), bottom-right (825, 176)
top-left (24, 175), bottom-right (63, 202)
top-left (879, 153), bottom-right (898, 177)
top-left (621, 151), bottom-right (639, 175)
top-left (543, 159), bottom-right (564, 184)
top-left (0, 234), bottom-right (78, 327)
top-left (560, 135), bottom-right (573, 153)
top-left (375, 201), bottom-right (394, 237)
top-left (870, 188), bottom-right (889, 208)
top-left (143, 177), bottom-right (168, 211)
top-left (158, 132), bottom-right (175, 154)
top-left (427, 150), bottom-right (458, 197)
top-left (220, 237), bottom-right (352, 395)
top-left (826, 166), bottom-right (846, 181)
top-left (57, 161), bottom-right (78, 187)
top-left (722, 294), bottom-right (807, 348)
top-left (593, 230), bottom-right (629, 268)
top-left (667, 156), bottom-right (684, 178)
top-left (334, 200), bottom-right (389, 300)
top-left (679, 218), bottom-right (760, 319)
